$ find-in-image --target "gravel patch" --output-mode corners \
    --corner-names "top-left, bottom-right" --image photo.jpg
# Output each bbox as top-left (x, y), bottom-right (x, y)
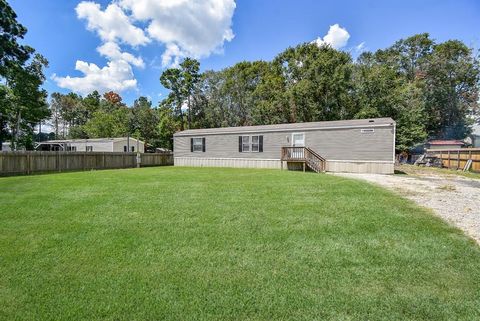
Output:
top-left (334, 171), bottom-right (480, 244)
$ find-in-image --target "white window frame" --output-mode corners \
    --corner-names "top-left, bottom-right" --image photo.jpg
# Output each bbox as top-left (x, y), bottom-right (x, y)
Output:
top-left (291, 132), bottom-right (305, 147)
top-left (86, 146), bottom-right (93, 152)
top-left (192, 137), bottom-right (204, 152)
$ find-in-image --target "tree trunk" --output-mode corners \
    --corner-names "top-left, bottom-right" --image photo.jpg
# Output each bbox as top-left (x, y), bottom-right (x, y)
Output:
top-left (187, 95), bottom-right (191, 129)
top-left (54, 112), bottom-right (59, 139)
top-left (177, 99), bottom-right (184, 131)
top-left (13, 109), bottom-right (21, 151)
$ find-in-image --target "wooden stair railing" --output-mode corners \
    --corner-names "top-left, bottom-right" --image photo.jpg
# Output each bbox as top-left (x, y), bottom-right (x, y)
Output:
top-left (281, 147), bottom-right (326, 173)
top-left (304, 147), bottom-right (326, 173)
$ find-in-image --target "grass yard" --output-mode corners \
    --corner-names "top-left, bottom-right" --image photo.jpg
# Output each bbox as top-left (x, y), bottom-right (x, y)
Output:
top-left (397, 164), bottom-right (480, 180)
top-left (1, 167), bottom-right (480, 321)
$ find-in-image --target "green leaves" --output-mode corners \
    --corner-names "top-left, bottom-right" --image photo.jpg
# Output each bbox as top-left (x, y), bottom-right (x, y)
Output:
top-left (159, 58), bottom-right (201, 130)
top-left (156, 36), bottom-right (478, 153)
top-left (0, 0), bottom-right (32, 76)
top-left (1, 2), bottom-right (49, 150)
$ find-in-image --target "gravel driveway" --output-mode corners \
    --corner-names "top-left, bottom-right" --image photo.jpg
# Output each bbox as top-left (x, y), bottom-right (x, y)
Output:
top-left (334, 168), bottom-right (480, 244)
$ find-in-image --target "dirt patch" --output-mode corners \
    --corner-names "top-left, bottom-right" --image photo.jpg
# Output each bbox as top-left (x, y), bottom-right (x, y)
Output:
top-left (334, 169), bottom-right (480, 244)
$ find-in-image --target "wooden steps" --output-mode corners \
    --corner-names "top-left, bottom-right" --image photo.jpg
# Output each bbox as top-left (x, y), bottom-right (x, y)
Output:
top-left (281, 147), bottom-right (326, 173)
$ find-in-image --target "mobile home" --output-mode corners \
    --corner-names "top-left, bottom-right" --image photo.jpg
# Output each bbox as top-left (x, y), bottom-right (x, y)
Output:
top-left (35, 137), bottom-right (145, 153)
top-left (173, 118), bottom-right (396, 174)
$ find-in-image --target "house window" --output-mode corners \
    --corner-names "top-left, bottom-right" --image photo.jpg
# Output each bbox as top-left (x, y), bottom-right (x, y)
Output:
top-left (131, 146), bottom-right (135, 152)
top-left (251, 136), bottom-right (259, 152)
top-left (86, 146), bottom-right (93, 152)
top-left (191, 137), bottom-right (205, 152)
top-left (124, 146), bottom-right (127, 152)
top-left (242, 136), bottom-right (250, 152)
top-left (239, 135), bottom-right (263, 152)
top-left (67, 146), bottom-right (77, 152)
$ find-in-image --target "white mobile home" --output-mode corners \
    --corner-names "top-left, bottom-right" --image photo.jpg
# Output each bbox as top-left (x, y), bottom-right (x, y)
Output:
top-left (36, 137), bottom-right (145, 153)
top-left (173, 118), bottom-right (396, 174)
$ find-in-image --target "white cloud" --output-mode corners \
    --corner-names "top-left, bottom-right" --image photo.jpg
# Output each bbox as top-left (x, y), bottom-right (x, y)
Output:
top-left (55, 0), bottom-right (237, 94)
top-left (161, 43), bottom-right (186, 67)
top-left (76, 1), bottom-right (150, 46)
top-left (52, 60), bottom-right (137, 95)
top-left (314, 24), bottom-right (350, 49)
top-left (97, 41), bottom-right (145, 68)
top-left (119, 0), bottom-right (236, 66)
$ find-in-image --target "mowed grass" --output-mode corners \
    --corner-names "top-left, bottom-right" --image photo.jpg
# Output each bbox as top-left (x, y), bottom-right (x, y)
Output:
top-left (397, 164), bottom-right (480, 180)
top-left (1, 167), bottom-right (479, 321)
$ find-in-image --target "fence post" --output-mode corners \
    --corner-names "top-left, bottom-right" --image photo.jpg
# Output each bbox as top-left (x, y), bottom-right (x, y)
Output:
top-left (136, 152), bottom-right (141, 168)
top-left (25, 153), bottom-right (30, 175)
top-left (102, 153), bottom-right (106, 169)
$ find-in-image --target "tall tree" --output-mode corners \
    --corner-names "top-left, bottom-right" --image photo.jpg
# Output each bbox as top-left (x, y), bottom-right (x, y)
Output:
top-left (129, 96), bottom-right (159, 146)
top-left (156, 98), bottom-right (178, 150)
top-left (424, 40), bottom-right (479, 138)
top-left (180, 58), bottom-right (200, 128)
top-left (83, 108), bottom-right (128, 138)
top-left (0, 0), bottom-right (32, 76)
top-left (274, 43), bottom-right (354, 122)
top-left (160, 58), bottom-right (200, 130)
top-left (49, 92), bottom-right (84, 138)
top-left (6, 54), bottom-right (49, 150)
top-left (0, 1), bottom-right (49, 149)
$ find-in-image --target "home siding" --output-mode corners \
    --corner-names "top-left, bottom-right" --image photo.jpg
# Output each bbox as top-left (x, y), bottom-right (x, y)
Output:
top-left (174, 126), bottom-right (394, 162)
top-left (113, 139), bottom-right (145, 152)
top-left (69, 141), bottom-right (113, 152)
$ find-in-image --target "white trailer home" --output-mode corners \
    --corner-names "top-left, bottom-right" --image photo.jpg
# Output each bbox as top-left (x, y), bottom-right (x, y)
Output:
top-left (35, 137), bottom-right (145, 153)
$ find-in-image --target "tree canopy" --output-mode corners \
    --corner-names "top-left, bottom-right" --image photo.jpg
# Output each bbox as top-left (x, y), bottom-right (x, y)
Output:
top-left (1, 7), bottom-right (478, 155)
top-left (0, 0), bottom-right (49, 150)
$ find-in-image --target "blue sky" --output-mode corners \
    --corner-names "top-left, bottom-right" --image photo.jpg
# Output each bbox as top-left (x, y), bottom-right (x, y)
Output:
top-left (9, 0), bottom-right (480, 106)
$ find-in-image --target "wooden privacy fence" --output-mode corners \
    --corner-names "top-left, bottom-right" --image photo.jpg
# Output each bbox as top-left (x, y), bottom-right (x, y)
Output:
top-left (0, 151), bottom-right (173, 176)
top-left (426, 148), bottom-right (480, 172)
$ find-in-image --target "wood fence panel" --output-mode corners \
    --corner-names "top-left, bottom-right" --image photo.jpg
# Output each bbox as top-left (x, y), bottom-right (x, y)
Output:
top-left (0, 152), bottom-right (173, 176)
top-left (141, 153), bottom-right (173, 167)
top-left (426, 148), bottom-right (480, 172)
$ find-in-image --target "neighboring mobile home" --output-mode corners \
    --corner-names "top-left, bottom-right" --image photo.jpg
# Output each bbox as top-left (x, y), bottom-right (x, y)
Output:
top-left (173, 118), bottom-right (396, 174)
top-left (35, 137), bottom-right (145, 152)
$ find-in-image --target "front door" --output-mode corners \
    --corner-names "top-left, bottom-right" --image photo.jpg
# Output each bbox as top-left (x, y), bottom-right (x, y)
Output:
top-left (292, 133), bottom-right (305, 147)
top-left (291, 133), bottom-right (305, 158)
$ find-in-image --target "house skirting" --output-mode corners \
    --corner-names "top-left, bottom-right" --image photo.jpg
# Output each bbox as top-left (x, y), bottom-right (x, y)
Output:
top-left (174, 157), bottom-right (282, 169)
top-left (325, 160), bottom-right (394, 174)
top-left (174, 157), bottom-right (394, 174)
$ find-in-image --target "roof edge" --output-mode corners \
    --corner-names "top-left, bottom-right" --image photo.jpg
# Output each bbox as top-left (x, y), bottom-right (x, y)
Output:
top-left (174, 118), bottom-right (395, 137)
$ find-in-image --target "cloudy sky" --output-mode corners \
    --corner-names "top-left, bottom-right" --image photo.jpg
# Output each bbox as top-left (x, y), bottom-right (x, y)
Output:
top-left (10, 0), bottom-right (480, 105)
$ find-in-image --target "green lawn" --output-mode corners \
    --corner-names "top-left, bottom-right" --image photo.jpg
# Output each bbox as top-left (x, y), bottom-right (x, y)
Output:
top-left (397, 164), bottom-right (480, 180)
top-left (1, 167), bottom-right (479, 321)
